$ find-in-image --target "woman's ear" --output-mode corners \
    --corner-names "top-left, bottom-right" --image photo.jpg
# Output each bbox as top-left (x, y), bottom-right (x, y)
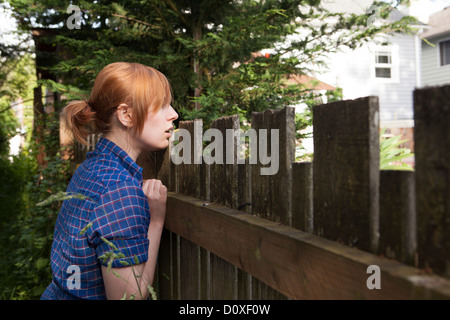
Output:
top-left (116, 104), bottom-right (133, 128)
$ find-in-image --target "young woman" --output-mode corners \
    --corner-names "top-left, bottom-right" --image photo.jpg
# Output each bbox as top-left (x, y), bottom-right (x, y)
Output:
top-left (41, 62), bottom-right (178, 300)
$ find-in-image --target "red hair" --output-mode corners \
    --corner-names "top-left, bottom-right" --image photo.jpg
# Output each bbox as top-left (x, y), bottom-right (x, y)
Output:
top-left (63, 62), bottom-right (172, 145)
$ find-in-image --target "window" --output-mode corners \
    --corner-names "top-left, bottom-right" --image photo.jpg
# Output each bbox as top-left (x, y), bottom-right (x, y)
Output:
top-left (439, 39), bottom-right (450, 66)
top-left (375, 51), bottom-right (392, 78)
top-left (370, 45), bottom-right (398, 82)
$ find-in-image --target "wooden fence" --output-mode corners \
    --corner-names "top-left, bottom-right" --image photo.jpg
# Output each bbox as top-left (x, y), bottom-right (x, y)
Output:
top-left (74, 84), bottom-right (450, 299)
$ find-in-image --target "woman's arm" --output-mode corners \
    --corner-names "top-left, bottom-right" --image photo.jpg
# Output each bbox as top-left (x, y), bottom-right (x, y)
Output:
top-left (102, 179), bottom-right (167, 300)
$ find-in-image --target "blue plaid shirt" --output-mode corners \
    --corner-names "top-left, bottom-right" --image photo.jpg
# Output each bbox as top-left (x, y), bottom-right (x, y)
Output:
top-left (41, 137), bottom-right (150, 300)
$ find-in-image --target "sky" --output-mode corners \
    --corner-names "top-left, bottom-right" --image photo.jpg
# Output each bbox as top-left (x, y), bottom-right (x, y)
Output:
top-left (0, 3), bottom-right (19, 45)
top-left (409, 0), bottom-right (450, 22)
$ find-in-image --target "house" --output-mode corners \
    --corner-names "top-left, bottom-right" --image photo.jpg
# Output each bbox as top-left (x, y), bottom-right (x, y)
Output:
top-left (287, 0), bottom-right (430, 157)
top-left (262, 0), bottom-right (426, 157)
top-left (421, 6), bottom-right (450, 87)
top-left (312, 1), bottom-right (426, 125)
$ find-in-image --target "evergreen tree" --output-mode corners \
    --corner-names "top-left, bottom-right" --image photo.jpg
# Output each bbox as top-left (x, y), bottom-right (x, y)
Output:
top-left (8, 0), bottom-right (417, 128)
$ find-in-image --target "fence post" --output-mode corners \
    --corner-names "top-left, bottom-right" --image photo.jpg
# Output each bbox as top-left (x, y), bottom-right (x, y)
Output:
top-left (137, 150), bottom-right (157, 181)
top-left (207, 115), bottom-right (241, 299)
top-left (176, 120), bottom-right (203, 197)
top-left (153, 130), bottom-right (179, 299)
top-left (238, 161), bottom-right (252, 213)
top-left (209, 114), bottom-right (240, 209)
top-left (414, 84), bottom-right (450, 277)
top-left (251, 107), bottom-right (296, 226)
top-left (174, 120), bottom-right (203, 299)
top-left (156, 230), bottom-right (176, 299)
top-left (313, 96), bottom-right (380, 253)
top-left (154, 147), bottom-right (176, 192)
top-left (291, 162), bottom-right (313, 232)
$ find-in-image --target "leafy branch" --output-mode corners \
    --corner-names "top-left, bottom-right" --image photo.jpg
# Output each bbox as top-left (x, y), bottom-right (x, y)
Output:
top-left (380, 128), bottom-right (414, 171)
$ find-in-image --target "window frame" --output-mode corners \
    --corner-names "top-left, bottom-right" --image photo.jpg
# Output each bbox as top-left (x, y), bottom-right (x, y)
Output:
top-left (375, 50), bottom-right (392, 78)
top-left (371, 45), bottom-right (399, 83)
top-left (438, 38), bottom-right (450, 68)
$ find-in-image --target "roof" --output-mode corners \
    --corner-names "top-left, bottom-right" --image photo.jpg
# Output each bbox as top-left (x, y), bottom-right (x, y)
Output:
top-left (245, 53), bottom-right (336, 91)
top-left (285, 74), bottom-right (336, 91)
top-left (422, 6), bottom-right (450, 39)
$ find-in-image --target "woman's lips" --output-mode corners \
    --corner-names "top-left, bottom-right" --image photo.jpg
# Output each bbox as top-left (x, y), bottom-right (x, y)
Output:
top-left (165, 126), bottom-right (173, 137)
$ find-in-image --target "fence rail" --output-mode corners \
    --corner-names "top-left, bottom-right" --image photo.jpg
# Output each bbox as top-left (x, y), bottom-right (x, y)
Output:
top-left (73, 84), bottom-right (450, 299)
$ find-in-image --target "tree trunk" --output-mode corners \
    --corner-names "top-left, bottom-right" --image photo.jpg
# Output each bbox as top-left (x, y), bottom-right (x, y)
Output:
top-left (33, 85), bottom-right (47, 168)
top-left (193, 21), bottom-right (202, 110)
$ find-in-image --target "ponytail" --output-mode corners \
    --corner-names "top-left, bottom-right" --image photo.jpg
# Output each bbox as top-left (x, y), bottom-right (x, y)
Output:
top-left (62, 100), bottom-right (95, 145)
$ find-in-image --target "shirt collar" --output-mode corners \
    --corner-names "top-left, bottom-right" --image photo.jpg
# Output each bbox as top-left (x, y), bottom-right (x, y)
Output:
top-left (94, 137), bottom-right (144, 183)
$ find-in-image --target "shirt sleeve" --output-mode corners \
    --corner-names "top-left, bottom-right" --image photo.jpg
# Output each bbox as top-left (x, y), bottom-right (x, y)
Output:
top-left (86, 180), bottom-right (150, 268)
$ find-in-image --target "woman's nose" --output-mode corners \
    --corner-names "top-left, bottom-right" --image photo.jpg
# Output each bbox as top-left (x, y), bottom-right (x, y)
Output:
top-left (169, 106), bottom-right (179, 121)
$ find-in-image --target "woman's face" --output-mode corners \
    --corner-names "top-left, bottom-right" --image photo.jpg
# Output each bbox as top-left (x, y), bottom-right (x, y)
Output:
top-left (135, 104), bottom-right (178, 152)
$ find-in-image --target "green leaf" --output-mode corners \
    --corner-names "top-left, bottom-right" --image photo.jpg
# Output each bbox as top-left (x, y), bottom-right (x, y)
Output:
top-left (111, 270), bottom-right (122, 279)
top-left (379, 129), bottom-right (414, 171)
top-left (100, 237), bottom-right (119, 251)
top-left (35, 257), bottom-right (49, 270)
top-left (79, 222), bottom-right (93, 236)
top-left (148, 285), bottom-right (158, 300)
top-left (37, 191), bottom-right (91, 207)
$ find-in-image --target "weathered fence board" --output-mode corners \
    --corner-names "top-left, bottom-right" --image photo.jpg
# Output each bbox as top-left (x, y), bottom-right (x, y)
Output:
top-left (251, 107), bottom-right (296, 226)
top-left (156, 230), bottom-right (177, 300)
top-left (177, 120), bottom-right (202, 197)
top-left (153, 148), bottom-right (175, 192)
top-left (180, 237), bottom-right (201, 299)
top-left (292, 162), bottom-right (313, 232)
top-left (237, 162), bottom-right (251, 213)
top-left (199, 247), bottom-right (211, 300)
top-left (209, 114), bottom-right (240, 209)
top-left (210, 254), bottom-right (238, 299)
top-left (379, 170), bottom-right (416, 265)
top-left (414, 84), bottom-right (450, 277)
top-left (208, 115), bottom-right (240, 299)
top-left (313, 96), bottom-right (380, 253)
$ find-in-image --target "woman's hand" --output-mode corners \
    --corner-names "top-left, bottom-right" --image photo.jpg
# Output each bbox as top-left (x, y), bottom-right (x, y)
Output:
top-left (142, 179), bottom-right (167, 226)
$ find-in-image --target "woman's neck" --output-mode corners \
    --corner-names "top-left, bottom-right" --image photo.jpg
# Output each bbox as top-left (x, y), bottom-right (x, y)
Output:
top-left (104, 129), bottom-right (140, 162)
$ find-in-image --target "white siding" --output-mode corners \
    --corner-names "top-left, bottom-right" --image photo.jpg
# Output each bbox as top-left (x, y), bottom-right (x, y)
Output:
top-left (316, 34), bottom-right (418, 121)
top-left (421, 34), bottom-right (450, 86)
